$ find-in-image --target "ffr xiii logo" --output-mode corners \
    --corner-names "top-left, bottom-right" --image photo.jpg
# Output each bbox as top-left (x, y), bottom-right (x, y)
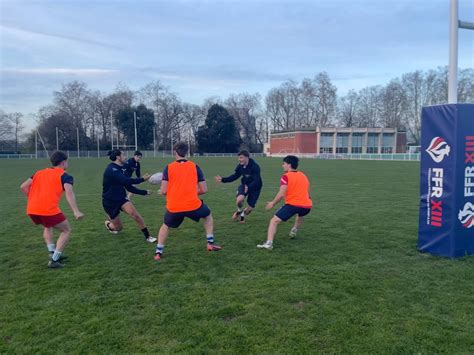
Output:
top-left (426, 137), bottom-right (451, 163)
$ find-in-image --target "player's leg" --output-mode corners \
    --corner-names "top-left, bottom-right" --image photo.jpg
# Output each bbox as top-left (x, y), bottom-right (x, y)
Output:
top-left (202, 213), bottom-right (221, 251)
top-left (154, 211), bottom-right (185, 260)
top-left (48, 219), bottom-right (72, 268)
top-left (258, 205), bottom-right (292, 250)
top-left (121, 201), bottom-right (156, 242)
top-left (106, 215), bottom-right (123, 232)
top-left (290, 208), bottom-right (311, 238)
top-left (240, 189), bottom-right (261, 223)
top-left (43, 227), bottom-right (56, 256)
top-left (233, 192), bottom-right (246, 221)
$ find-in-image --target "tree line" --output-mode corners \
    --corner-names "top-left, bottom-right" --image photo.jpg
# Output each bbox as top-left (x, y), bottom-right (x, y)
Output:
top-left (0, 66), bottom-right (472, 153)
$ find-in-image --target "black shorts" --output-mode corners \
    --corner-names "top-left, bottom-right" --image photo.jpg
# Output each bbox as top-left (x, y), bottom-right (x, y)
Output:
top-left (236, 184), bottom-right (261, 208)
top-left (103, 198), bottom-right (129, 220)
top-left (164, 202), bottom-right (211, 228)
top-left (275, 204), bottom-right (311, 222)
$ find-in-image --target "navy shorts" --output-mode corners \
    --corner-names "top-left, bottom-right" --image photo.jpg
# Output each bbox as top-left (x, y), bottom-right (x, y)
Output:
top-left (103, 198), bottom-right (129, 219)
top-left (164, 202), bottom-right (211, 228)
top-left (275, 204), bottom-right (311, 222)
top-left (236, 184), bottom-right (261, 208)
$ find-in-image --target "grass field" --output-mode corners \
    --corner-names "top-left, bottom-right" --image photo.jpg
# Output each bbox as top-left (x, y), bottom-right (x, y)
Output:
top-left (1, 157), bottom-right (473, 353)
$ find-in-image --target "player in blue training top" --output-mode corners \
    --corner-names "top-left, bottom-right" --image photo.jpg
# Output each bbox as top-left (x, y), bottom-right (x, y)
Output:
top-left (102, 149), bottom-right (156, 243)
top-left (123, 150), bottom-right (142, 200)
top-left (215, 150), bottom-right (263, 223)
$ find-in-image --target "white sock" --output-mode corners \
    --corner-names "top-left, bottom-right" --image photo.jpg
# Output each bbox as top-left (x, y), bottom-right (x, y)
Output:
top-left (47, 244), bottom-right (56, 253)
top-left (52, 250), bottom-right (62, 262)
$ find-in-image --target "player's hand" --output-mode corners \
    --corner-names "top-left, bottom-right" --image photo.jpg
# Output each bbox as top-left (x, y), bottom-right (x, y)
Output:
top-left (265, 201), bottom-right (274, 211)
top-left (74, 211), bottom-right (85, 220)
top-left (146, 190), bottom-right (153, 195)
top-left (142, 173), bottom-right (151, 181)
top-left (215, 175), bottom-right (222, 183)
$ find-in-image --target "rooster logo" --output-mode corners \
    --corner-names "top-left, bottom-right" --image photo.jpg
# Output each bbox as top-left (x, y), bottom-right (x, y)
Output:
top-left (458, 202), bottom-right (474, 228)
top-left (426, 137), bottom-right (451, 163)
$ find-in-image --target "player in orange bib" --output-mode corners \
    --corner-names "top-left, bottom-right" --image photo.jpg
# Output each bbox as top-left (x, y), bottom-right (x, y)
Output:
top-left (154, 141), bottom-right (222, 260)
top-left (20, 151), bottom-right (84, 268)
top-left (258, 155), bottom-right (312, 250)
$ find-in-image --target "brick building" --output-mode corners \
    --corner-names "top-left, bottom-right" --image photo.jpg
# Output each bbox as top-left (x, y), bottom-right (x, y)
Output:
top-left (267, 127), bottom-right (407, 156)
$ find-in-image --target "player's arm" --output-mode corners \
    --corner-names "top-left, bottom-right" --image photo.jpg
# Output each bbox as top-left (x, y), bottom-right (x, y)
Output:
top-left (219, 166), bottom-right (241, 183)
top-left (125, 184), bottom-right (150, 196)
top-left (197, 181), bottom-right (208, 195)
top-left (196, 165), bottom-right (207, 195)
top-left (114, 169), bottom-right (149, 185)
top-left (64, 183), bottom-right (84, 220)
top-left (160, 180), bottom-right (168, 195)
top-left (20, 178), bottom-right (33, 196)
top-left (266, 185), bottom-right (287, 210)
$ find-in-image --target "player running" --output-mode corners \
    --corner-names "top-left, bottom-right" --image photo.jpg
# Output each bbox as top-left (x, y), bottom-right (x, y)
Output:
top-left (154, 141), bottom-right (222, 261)
top-left (102, 149), bottom-right (156, 243)
top-left (215, 150), bottom-right (262, 223)
top-left (258, 155), bottom-right (312, 250)
top-left (20, 151), bottom-right (84, 268)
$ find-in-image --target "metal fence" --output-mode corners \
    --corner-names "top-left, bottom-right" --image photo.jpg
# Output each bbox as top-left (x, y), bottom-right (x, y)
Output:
top-left (0, 151), bottom-right (420, 161)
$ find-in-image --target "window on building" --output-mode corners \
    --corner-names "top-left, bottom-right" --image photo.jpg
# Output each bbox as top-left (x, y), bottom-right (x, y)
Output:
top-left (367, 133), bottom-right (379, 153)
top-left (381, 133), bottom-right (394, 154)
top-left (336, 133), bottom-right (349, 153)
top-left (351, 133), bottom-right (364, 153)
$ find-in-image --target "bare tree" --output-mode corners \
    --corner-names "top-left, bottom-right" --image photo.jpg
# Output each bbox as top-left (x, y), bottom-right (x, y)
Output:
top-left (313, 72), bottom-right (337, 127)
top-left (337, 90), bottom-right (359, 127)
top-left (356, 86), bottom-right (382, 127)
top-left (7, 112), bottom-right (25, 150)
top-left (225, 93), bottom-right (262, 148)
top-left (379, 79), bottom-right (406, 129)
top-left (0, 110), bottom-right (14, 142)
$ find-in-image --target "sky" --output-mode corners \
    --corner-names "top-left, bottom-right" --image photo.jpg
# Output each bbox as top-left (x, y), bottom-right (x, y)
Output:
top-left (0, 0), bottom-right (473, 129)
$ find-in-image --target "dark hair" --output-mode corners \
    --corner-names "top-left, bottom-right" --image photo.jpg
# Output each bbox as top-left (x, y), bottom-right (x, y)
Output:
top-left (238, 150), bottom-right (250, 158)
top-left (107, 149), bottom-right (122, 161)
top-left (283, 155), bottom-right (299, 169)
top-left (174, 141), bottom-right (188, 157)
top-left (50, 151), bottom-right (68, 166)
top-left (134, 150), bottom-right (142, 157)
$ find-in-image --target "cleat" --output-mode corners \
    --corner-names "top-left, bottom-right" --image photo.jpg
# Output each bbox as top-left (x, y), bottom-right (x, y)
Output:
top-left (289, 228), bottom-right (297, 239)
top-left (154, 253), bottom-right (162, 261)
top-left (104, 220), bottom-right (118, 234)
top-left (207, 243), bottom-right (222, 251)
top-left (49, 253), bottom-right (68, 262)
top-left (257, 242), bottom-right (273, 250)
top-left (232, 210), bottom-right (240, 221)
top-left (146, 236), bottom-right (157, 243)
top-left (48, 260), bottom-right (65, 268)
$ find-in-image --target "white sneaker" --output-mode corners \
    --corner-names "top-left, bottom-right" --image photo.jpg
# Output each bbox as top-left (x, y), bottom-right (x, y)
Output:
top-left (104, 220), bottom-right (118, 234)
top-left (257, 241), bottom-right (273, 250)
top-left (146, 236), bottom-right (157, 243)
top-left (289, 228), bottom-right (297, 239)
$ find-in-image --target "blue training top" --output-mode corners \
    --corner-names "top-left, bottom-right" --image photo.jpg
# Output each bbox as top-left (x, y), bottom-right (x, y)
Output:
top-left (102, 163), bottom-right (146, 202)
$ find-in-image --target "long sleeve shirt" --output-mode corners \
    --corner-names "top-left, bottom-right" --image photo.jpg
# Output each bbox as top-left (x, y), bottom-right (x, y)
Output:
top-left (221, 158), bottom-right (262, 191)
top-left (102, 163), bottom-right (146, 202)
top-left (122, 158), bottom-right (141, 178)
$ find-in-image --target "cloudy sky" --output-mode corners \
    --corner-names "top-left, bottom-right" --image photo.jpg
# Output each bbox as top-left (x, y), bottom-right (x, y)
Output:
top-left (0, 0), bottom-right (473, 127)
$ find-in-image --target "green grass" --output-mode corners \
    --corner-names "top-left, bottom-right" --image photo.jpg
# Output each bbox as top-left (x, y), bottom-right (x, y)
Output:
top-left (1, 157), bottom-right (473, 353)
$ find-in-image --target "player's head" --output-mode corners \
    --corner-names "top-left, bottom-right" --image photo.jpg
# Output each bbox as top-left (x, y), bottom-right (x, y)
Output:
top-left (108, 149), bottom-right (125, 164)
top-left (133, 150), bottom-right (142, 161)
top-left (50, 150), bottom-right (68, 169)
top-left (238, 150), bottom-right (250, 165)
top-left (283, 155), bottom-right (299, 171)
top-left (174, 141), bottom-right (188, 158)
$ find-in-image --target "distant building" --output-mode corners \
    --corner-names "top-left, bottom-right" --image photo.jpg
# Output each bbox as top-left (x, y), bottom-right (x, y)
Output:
top-left (267, 127), bottom-right (407, 156)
